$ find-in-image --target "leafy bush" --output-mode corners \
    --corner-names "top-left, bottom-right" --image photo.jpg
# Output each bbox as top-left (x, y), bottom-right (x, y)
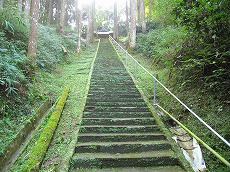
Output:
top-left (136, 25), bottom-right (187, 67)
top-left (37, 25), bottom-right (63, 69)
top-left (173, 0), bottom-right (230, 100)
top-left (0, 6), bottom-right (31, 96)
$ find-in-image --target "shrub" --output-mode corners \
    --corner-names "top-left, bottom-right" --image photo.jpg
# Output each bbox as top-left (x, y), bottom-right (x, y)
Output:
top-left (136, 25), bottom-right (187, 67)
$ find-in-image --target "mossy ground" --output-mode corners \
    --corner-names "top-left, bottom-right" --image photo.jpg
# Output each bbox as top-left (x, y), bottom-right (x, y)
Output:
top-left (9, 42), bottom-right (98, 171)
top-left (119, 49), bottom-right (230, 171)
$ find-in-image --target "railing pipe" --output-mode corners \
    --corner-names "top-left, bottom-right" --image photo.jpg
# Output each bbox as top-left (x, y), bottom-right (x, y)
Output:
top-left (109, 35), bottom-right (230, 148)
top-left (157, 104), bottom-right (230, 167)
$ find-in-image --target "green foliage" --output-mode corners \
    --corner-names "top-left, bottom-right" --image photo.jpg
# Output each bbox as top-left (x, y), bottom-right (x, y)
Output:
top-left (37, 25), bottom-right (63, 69)
top-left (173, 0), bottom-right (230, 100)
top-left (149, 0), bottom-right (181, 25)
top-left (136, 25), bottom-right (187, 67)
top-left (21, 86), bottom-right (70, 172)
top-left (0, 7), bottom-right (29, 97)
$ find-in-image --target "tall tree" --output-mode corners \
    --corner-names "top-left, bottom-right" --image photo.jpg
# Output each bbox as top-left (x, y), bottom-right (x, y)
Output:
top-left (48, 0), bottom-right (54, 24)
top-left (18, 0), bottom-right (23, 11)
top-left (24, 0), bottom-right (31, 18)
top-left (27, 0), bottom-right (40, 65)
top-left (77, 7), bottom-right (82, 56)
top-left (137, 0), bottom-right (141, 27)
top-left (60, 0), bottom-right (67, 29)
top-left (0, 0), bottom-right (3, 8)
top-left (91, 0), bottom-right (95, 33)
top-left (113, 1), bottom-right (118, 40)
top-left (148, 0), bottom-right (153, 21)
top-left (139, 0), bottom-right (146, 32)
top-left (75, 0), bottom-right (79, 31)
top-left (129, 0), bottom-right (137, 49)
top-left (125, 0), bottom-right (129, 36)
top-left (86, 2), bottom-right (94, 48)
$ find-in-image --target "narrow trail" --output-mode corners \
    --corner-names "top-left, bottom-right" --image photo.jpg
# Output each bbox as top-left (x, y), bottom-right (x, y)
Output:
top-left (70, 39), bottom-right (187, 171)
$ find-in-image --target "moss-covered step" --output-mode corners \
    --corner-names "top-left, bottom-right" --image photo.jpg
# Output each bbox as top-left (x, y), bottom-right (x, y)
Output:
top-left (83, 112), bottom-right (152, 118)
top-left (87, 93), bottom-right (142, 98)
top-left (87, 88), bottom-right (139, 93)
top-left (81, 118), bottom-right (155, 125)
top-left (80, 125), bottom-right (160, 133)
top-left (88, 90), bottom-right (140, 95)
top-left (90, 79), bottom-right (134, 83)
top-left (91, 75), bottom-right (131, 79)
top-left (70, 166), bottom-right (185, 172)
top-left (86, 97), bottom-right (144, 102)
top-left (75, 140), bottom-right (171, 154)
top-left (84, 106), bottom-right (150, 112)
top-left (85, 101), bottom-right (146, 107)
top-left (71, 150), bottom-right (179, 168)
top-left (77, 133), bottom-right (166, 143)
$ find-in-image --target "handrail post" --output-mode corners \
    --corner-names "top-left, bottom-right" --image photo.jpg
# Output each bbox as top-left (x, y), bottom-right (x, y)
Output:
top-left (134, 60), bottom-right (137, 77)
top-left (126, 52), bottom-right (128, 66)
top-left (153, 77), bottom-right (157, 105)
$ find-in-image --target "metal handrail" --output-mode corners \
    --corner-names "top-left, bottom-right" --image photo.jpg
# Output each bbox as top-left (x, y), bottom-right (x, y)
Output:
top-left (109, 35), bottom-right (230, 166)
top-left (109, 35), bottom-right (229, 147)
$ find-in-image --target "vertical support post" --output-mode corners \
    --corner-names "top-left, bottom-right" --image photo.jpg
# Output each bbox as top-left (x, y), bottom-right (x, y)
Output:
top-left (134, 60), bottom-right (136, 77)
top-left (153, 77), bottom-right (157, 105)
top-left (126, 52), bottom-right (128, 66)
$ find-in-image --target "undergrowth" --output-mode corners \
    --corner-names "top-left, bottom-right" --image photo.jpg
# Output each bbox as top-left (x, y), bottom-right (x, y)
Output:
top-left (127, 26), bottom-right (230, 170)
top-left (0, 6), bottom-right (80, 160)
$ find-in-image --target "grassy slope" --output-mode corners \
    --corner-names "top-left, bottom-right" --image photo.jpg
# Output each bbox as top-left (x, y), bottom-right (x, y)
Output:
top-left (9, 43), bottom-right (98, 171)
top-left (124, 52), bottom-right (230, 171)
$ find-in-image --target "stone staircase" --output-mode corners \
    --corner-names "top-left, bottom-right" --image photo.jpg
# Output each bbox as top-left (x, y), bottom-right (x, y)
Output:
top-left (70, 39), bottom-right (186, 171)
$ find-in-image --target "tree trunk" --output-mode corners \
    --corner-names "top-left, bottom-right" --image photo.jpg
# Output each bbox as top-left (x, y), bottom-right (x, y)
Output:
top-left (0, 0), bottom-right (4, 8)
top-left (148, 0), bottom-right (152, 21)
top-left (75, 0), bottom-right (79, 31)
top-left (139, 0), bottom-right (146, 33)
top-left (91, 0), bottom-right (95, 35)
top-left (86, 4), bottom-right (92, 48)
top-left (25, 0), bottom-right (31, 17)
top-left (48, 0), bottom-right (54, 25)
top-left (18, 0), bottom-right (23, 11)
top-left (77, 8), bottom-right (82, 56)
top-left (27, 0), bottom-right (40, 65)
top-left (125, 0), bottom-right (129, 37)
top-left (137, 0), bottom-right (141, 27)
top-left (86, 2), bottom-right (93, 48)
top-left (60, 0), bottom-right (67, 29)
top-left (129, 0), bottom-right (136, 49)
top-left (113, 1), bottom-right (118, 41)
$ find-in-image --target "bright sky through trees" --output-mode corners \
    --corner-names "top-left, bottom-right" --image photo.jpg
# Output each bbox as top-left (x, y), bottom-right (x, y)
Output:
top-left (79, 0), bottom-right (125, 9)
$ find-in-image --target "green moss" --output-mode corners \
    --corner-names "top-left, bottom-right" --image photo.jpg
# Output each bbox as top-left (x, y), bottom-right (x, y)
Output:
top-left (21, 87), bottom-right (70, 172)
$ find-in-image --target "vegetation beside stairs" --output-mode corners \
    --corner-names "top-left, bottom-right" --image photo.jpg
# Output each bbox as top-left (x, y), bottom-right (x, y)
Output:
top-left (21, 86), bottom-right (70, 172)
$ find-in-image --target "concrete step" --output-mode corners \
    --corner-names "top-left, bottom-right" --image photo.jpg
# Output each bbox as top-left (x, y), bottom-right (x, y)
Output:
top-left (88, 90), bottom-right (140, 95)
top-left (85, 101), bottom-right (146, 107)
top-left (70, 166), bottom-right (185, 172)
top-left (80, 125), bottom-right (160, 133)
top-left (87, 93), bottom-right (141, 98)
top-left (81, 118), bottom-right (155, 125)
top-left (83, 112), bottom-right (152, 118)
top-left (84, 106), bottom-right (149, 112)
top-left (77, 133), bottom-right (166, 142)
top-left (89, 85), bottom-right (137, 91)
top-left (90, 79), bottom-right (133, 82)
top-left (86, 97), bottom-right (144, 102)
top-left (76, 140), bottom-right (171, 153)
top-left (72, 150), bottom-right (179, 168)
top-left (90, 80), bottom-right (134, 84)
